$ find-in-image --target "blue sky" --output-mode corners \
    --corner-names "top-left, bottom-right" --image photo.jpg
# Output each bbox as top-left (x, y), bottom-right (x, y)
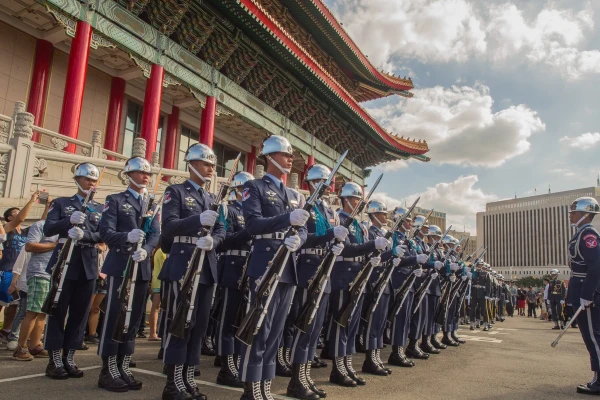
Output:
top-left (326, 0), bottom-right (600, 233)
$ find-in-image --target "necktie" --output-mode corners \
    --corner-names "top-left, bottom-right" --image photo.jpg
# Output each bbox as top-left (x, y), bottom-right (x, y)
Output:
top-left (280, 182), bottom-right (284, 192)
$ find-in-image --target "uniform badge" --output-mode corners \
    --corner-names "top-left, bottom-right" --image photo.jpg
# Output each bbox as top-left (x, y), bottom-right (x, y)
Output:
top-left (64, 206), bottom-right (75, 216)
top-left (290, 199), bottom-right (299, 208)
top-left (584, 234), bottom-right (598, 249)
top-left (310, 210), bottom-right (317, 219)
top-left (164, 191), bottom-right (172, 204)
top-left (122, 204), bottom-right (133, 214)
top-left (266, 190), bottom-right (276, 198)
top-left (103, 202), bottom-right (110, 212)
top-left (90, 212), bottom-right (101, 223)
top-left (185, 196), bottom-right (196, 208)
top-left (242, 188), bottom-right (250, 201)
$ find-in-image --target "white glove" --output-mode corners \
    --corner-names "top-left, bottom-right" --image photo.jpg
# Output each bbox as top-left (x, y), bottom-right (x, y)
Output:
top-left (290, 209), bottom-right (310, 226)
top-left (127, 229), bottom-right (145, 243)
top-left (413, 268), bottom-right (423, 277)
top-left (560, 300), bottom-right (564, 305)
top-left (394, 245), bottom-right (406, 258)
top-left (370, 256), bottom-right (382, 267)
top-left (0, 234), bottom-right (6, 243)
top-left (333, 226), bottom-right (349, 241)
top-left (581, 298), bottom-right (593, 308)
top-left (546, 300), bottom-right (550, 305)
top-left (200, 210), bottom-right (219, 227)
top-left (392, 258), bottom-right (401, 267)
top-left (70, 211), bottom-right (86, 224)
top-left (331, 243), bottom-right (344, 256)
top-left (68, 227), bottom-right (84, 240)
top-left (374, 237), bottom-right (390, 250)
top-left (449, 275), bottom-right (456, 283)
top-left (434, 261), bottom-right (443, 270)
top-left (196, 236), bottom-right (214, 251)
top-left (462, 275), bottom-right (467, 281)
top-left (133, 248), bottom-right (148, 262)
top-left (416, 254), bottom-right (428, 264)
top-left (284, 235), bottom-right (302, 252)
top-left (467, 271), bottom-right (472, 279)
top-left (450, 263), bottom-right (459, 271)
top-left (430, 272), bottom-right (439, 279)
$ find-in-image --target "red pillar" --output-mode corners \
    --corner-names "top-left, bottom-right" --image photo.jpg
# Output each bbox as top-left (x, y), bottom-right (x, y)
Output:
top-left (163, 106), bottom-right (179, 170)
top-left (282, 174), bottom-right (287, 187)
top-left (104, 77), bottom-right (126, 159)
top-left (58, 20), bottom-right (92, 153)
top-left (27, 40), bottom-right (53, 142)
top-left (140, 64), bottom-right (164, 160)
top-left (246, 145), bottom-right (256, 174)
top-left (199, 96), bottom-right (216, 148)
top-left (302, 155), bottom-right (315, 190)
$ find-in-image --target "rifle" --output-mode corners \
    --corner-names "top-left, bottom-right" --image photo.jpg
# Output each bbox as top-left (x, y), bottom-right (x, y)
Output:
top-left (232, 241), bottom-right (253, 329)
top-left (236, 150), bottom-right (348, 345)
top-left (170, 154), bottom-right (241, 338)
top-left (294, 173), bottom-right (383, 333)
top-left (42, 167), bottom-right (106, 315)
top-left (112, 170), bottom-right (163, 342)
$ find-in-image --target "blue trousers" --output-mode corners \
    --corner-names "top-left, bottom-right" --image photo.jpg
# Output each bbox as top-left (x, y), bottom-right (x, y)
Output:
top-left (163, 281), bottom-right (214, 365)
top-left (424, 294), bottom-right (440, 336)
top-left (578, 305), bottom-right (600, 372)
top-left (327, 290), bottom-right (364, 357)
top-left (290, 289), bottom-right (329, 364)
top-left (44, 277), bottom-right (95, 351)
top-left (364, 292), bottom-right (390, 350)
top-left (8, 291), bottom-right (27, 342)
top-left (391, 291), bottom-right (414, 346)
top-left (239, 282), bottom-right (295, 382)
top-left (98, 276), bottom-right (149, 357)
top-left (409, 293), bottom-right (428, 340)
top-left (215, 287), bottom-right (242, 356)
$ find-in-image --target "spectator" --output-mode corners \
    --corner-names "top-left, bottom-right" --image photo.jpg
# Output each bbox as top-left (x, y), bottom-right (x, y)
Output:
top-left (5, 239), bottom-right (29, 351)
top-left (148, 247), bottom-right (166, 341)
top-left (13, 204), bottom-right (58, 361)
top-left (0, 191), bottom-right (40, 342)
top-left (85, 244), bottom-right (108, 344)
top-left (517, 287), bottom-right (526, 316)
top-left (526, 286), bottom-right (538, 318)
top-left (510, 282), bottom-right (518, 317)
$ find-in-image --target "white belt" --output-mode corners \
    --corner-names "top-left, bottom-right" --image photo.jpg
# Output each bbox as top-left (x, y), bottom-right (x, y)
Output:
top-left (255, 233), bottom-right (285, 240)
top-left (173, 236), bottom-right (198, 244)
top-left (572, 272), bottom-right (587, 278)
top-left (473, 285), bottom-right (484, 288)
top-left (58, 238), bottom-right (68, 244)
top-left (335, 256), bottom-right (364, 262)
top-left (300, 248), bottom-right (323, 256)
top-left (58, 238), bottom-right (95, 247)
top-left (225, 250), bottom-right (249, 257)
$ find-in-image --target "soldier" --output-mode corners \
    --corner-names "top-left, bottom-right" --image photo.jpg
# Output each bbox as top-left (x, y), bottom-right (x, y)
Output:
top-left (159, 143), bottom-right (225, 400)
top-left (548, 268), bottom-right (566, 330)
top-left (96, 157), bottom-right (160, 392)
top-left (213, 171), bottom-right (254, 388)
top-left (286, 164), bottom-right (348, 400)
top-left (43, 163), bottom-right (103, 379)
top-left (237, 135), bottom-right (309, 400)
top-left (326, 182), bottom-right (389, 387)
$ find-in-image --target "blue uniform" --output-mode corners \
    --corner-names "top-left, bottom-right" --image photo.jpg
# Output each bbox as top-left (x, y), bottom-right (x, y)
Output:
top-left (160, 180), bottom-right (225, 366)
top-left (97, 189), bottom-right (160, 357)
top-left (43, 195), bottom-right (102, 351)
top-left (568, 223), bottom-right (600, 372)
top-left (548, 278), bottom-right (566, 323)
top-left (425, 247), bottom-right (445, 336)
top-left (238, 175), bottom-right (307, 383)
top-left (409, 236), bottom-right (430, 341)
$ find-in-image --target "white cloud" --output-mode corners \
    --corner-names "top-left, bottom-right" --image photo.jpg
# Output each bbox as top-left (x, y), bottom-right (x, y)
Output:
top-left (559, 132), bottom-right (600, 148)
top-left (550, 168), bottom-right (576, 177)
top-left (372, 175), bottom-right (497, 234)
top-left (368, 83), bottom-right (545, 168)
top-left (330, 0), bottom-right (600, 80)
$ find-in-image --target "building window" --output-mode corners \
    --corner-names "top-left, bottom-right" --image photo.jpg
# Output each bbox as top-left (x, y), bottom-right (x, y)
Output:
top-left (123, 101), bottom-right (164, 158)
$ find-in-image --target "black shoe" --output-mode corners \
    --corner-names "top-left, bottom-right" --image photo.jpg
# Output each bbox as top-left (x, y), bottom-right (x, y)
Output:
top-left (375, 349), bottom-right (392, 374)
top-left (63, 360), bottom-right (84, 378)
top-left (241, 381), bottom-right (263, 400)
top-left (85, 334), bottom-right (99, 344)
top-left (305, 363), bottom-right (326, 398)
top-left (362, 350), bottom-right (388, 376)
top-left (158, 347), bottom-right (164, 360)
top-left (137, 331), bottom-right (147, 339)
top-left (405, 339), bottom-right (429, 360)
top-left (276, 347), bottom-right (292, 377)
top-left (430, 334), bottom-right (447, 350)
top-left (194, 366), bottom-right (200, 377)
top-left (98, 356), bottom-right (129, 392)
top-left (552, 325), bottom-right (560, 330)
top-left (214, 356), bottom-right (221, 367)
top-left (201, 336), bottom-right (215, 356)
top-left (577, 383), bottom-right (600, 395)
top-left (129, 359), bottom-right (137, 368)
top-left (388, 346), bottom-right (414, 367)
top-left (420, 336), bottom-right (440, 354)
top-left (451, 332), bottom-right (466, 344)
top-left (162, 364), bottom-right (193, 400)
top-left (78, 343), bottom-right (89, 351)
top-left (470, 326), bottom-right (475, 331)
top-left (317, 336), bottom-right (325, 349)
top-left (217, 356), bottom-right (243, 388)
top-left (184, 365), bottom-right (207, 400)
top-left (119, 355), bottom-right (142, 390)
top-left (329, 357), bottom-right (356, 387)
top-left (483, 326), bottom-right (489, 331)
top-left (442, 332), bottom-right (460, 347)
top-left (286, 364), bottom-right (320, 400)
top-left (311, 355), bottom-right (327, 368)
top-left (320, 342), bottom-right (332, 360)
top-left (45, 359), bottom-right (69, 380)
top-left (344, 356), bottom-right (365, 385)
top-left (476, 323), bottom-right (480, 328)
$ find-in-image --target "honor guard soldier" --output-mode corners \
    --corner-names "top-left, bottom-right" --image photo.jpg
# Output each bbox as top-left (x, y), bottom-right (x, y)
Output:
top-left (97, 157), bottom-right (160, 392)
top-left (237, 135), bottom-right (309, 400)
top-left (440, 236), bottom-right (461, 347)
top-left (469, 261), bottom-right (486, 330)
top-left (565, 197), bottom-right (600, 395)
top-left (497, 274), bottom-right (508, 322)
top-left (327, 182), bottom-right (389, 388)
top-left (548, 268), bottom-right (566, 329)
top-left (286, 164), bottom-right (348, 400)
top-left (160, 143), bottom-right (225, 400)
top-left (214, 171), bottom-right (254, 388)
top-left (43, 163), bottom-right (103, 379)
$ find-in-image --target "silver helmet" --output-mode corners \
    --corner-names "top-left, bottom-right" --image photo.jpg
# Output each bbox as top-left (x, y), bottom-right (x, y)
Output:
top-left (367, 199), bottom-right (387, 214)
top-left (551, 268), bottom-right (559, 275)
top-left (305, 164), bottom-right (331, 182)
top-left (498, 274), bottom-right (503, 280)
top-left (570, 197), bottom-right (600, 214)
top-left (413, 215), bottom-right (426, 228)
top-left (442, 235), bottom-right (455, 244)
top-left (492, 270), bottom-right (497, 276)
top-left (124, 157), bottom-right (152, 174)
top-left (261, 135), bottom-right (293, 156)
top-left (427, 224), bottom-right (442, 237)
top-left (394, 206), bottom-right (410, 221)
top-left (232, 171), bottom-right (254, 188)
top-left (339, 182), bottom-right (363, 198)
top-left (452, 237), bottom-right (460, 246)
top-left (184, 143), bottom-right (216, 165)
top-left (74, 163), bottom-right (100, 180)
top-left (228, 190), bottom-right (237, 202)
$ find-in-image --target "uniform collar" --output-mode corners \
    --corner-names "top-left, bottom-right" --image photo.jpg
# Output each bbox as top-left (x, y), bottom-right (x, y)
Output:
top-left (576, 223), bottom-right (594, 235)
top-left (264, 173), bottom-right (282, 188)
top-left (187, 179), bottom-right (202, 191)
top-left (127, 187), bottom-right (143, 200)
top-left (75, 194), bottom-right (84, 203)
top-left (236, 201), bottom-right (243, 208)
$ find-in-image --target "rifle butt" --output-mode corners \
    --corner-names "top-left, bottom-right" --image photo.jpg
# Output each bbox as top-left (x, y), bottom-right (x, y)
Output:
top-left (235, 307), bottom-right (261, 346)
top-left (111, 306), bottom-right (128, 343)
top-left (170, 302), bottom-right (190, 339)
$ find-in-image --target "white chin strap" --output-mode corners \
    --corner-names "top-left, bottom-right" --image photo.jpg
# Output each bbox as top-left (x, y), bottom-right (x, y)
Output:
top-left (188, 164), bottom-right (210, 183)
top-left (343, 198), bottom-right (357, 215)
top-left (128, 177), bottom-right (147, 189)
top-left (267, 155), bottom-right (291, 174)
top-left (572, 214), bottom-right (587, 228)
top-left (74, 179), bottom-right (89, 195)
top-left (371, 214), bottom-right (384, 227)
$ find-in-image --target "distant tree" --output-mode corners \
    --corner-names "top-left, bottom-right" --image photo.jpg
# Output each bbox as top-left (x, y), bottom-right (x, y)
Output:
top-left (515, 276), bottom-right (545, 288)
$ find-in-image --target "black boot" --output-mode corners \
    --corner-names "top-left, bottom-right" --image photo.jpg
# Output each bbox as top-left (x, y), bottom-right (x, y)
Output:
top-left (362, 350), bottom-right (388, 375)
top-left (355, 333), bottom-right (366, 353)
top-left (184, 365), bottom-right (207, 400)
top-left (201, 336), bottom-right (215, 356)
top-left (441, 332), bottom-right (459, 347)
top-left (276, 347), bottom-right (292, 377)
top-left (451, 331), bottom-right (466, 344)
top-left (62, 349), bottom-right (84, 378)
top-left (158, 347), bottom-right (164, 360)
top-left (405, 338), bottom-right (429, 360)
top-left (217, 355), bottom-right (243, 388)
top-left (320, 342), bottom-right (332, 360)
top-left (376, 349), bottom-right (392, 374)
top-left (305, 362), bottom-right (326, 398)
top-left (388, 346), bottom-right (414, 367)
top-left (285, 347), bottom-right (293, 369)
top-left (214, 356), bottom-right (221, 367)
top-left (317, 335), bottom-right (325, 349)
top-left (118, 355), bottom-right (142, 390)
top-left (345, 355), bottom-right (366, 385)
top-left (98, 356), bottom-right (129, 392)
top-left (286, 363), bottom-right (320, 400)
top-left (162, 364), bottom-right (193, 400)
top-left (431, 334), bottom-right (447, 350)
top-left (261, 380), bottom-right (275, 400)
top-left (420, 335), bottom-right (439, 354)
top-left (329, 357), bottom-right (356, 387)
top-left (46, 350), bottom-right (69, 380)
top-left (311, 355), bottom-right (327, 368)
top-left (240, 381), bottom-right (263, 400)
